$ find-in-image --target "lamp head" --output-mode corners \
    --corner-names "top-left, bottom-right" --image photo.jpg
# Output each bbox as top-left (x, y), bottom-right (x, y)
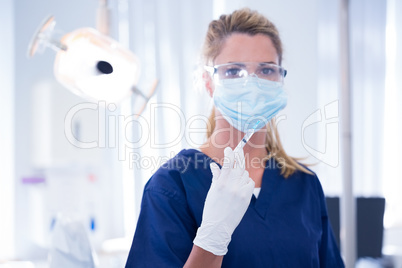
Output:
top-left (28, 15), bottom-right (141, 104)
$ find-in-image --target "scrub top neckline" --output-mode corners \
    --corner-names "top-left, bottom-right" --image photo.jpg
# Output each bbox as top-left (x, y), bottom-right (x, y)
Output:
top-left (253, 187), bottom-right (261, 198)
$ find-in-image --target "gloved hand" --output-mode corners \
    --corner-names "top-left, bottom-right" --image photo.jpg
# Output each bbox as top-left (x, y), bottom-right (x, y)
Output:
top-left (193, 146), bottom-right (255, 256)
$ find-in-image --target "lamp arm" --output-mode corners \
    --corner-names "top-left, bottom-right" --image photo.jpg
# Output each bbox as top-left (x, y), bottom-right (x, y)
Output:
top-left (131, 79), bottom-right (159, 117)
top-left (131, 79), bottom-right (158, 101)
top-left (97, 0), bottom-right (111, 35)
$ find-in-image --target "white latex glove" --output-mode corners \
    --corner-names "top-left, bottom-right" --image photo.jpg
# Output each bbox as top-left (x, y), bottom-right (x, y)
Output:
top-left (193, 146), bottom-right (255, 256)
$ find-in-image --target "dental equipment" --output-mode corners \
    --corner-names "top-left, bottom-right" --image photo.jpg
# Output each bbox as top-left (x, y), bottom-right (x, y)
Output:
top-left (27, 15), bottom-right (157, 106)
top-left (234, 120), bottom-right (262, 154)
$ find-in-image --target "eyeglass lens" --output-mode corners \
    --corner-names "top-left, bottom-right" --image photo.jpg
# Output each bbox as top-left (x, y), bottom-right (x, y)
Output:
top-left (215, 63), bottom-right (285, 82)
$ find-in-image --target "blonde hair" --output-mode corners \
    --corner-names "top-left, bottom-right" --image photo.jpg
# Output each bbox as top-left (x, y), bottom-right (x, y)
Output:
top-left (203, 8), bottom-right (312, 178)
top-left (203, 8), bottom-right (283, 65)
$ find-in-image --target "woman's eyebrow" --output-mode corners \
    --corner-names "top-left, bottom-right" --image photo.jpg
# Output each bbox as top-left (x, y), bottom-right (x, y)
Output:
top-left (226, 62), bottom-right (247, 66)
top-left (260, 61), bottom-right (278, 65)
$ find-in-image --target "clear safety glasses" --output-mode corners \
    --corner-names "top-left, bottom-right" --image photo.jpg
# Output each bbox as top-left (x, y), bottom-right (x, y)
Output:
top-left (205, 62), bottom-right (287, 84)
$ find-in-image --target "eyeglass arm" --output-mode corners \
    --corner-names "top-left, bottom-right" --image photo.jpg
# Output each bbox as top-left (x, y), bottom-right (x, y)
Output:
top-left (204, 65), bottom-right (215, 76)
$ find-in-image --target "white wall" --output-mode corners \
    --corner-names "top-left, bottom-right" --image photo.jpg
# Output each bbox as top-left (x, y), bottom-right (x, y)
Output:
top-left (0, 0), bottom-right (15, 260)
top-left (13, 0), bottom-right (125, 259)
top-left (382, 0), bottom-right (402, 264)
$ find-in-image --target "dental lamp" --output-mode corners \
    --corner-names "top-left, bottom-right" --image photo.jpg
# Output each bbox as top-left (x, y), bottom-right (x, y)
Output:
top-left (28, 15), bottom-right (157, 109)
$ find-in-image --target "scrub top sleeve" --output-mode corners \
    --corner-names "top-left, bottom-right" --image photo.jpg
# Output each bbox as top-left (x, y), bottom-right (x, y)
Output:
top-left (125, 188), bottom-right (197, 267)
top-left (316, 177), bottom-right (345, 268)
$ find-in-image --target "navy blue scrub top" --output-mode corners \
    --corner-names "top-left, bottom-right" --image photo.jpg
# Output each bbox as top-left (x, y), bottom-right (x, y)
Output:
top-left (126, 149), bottom-right (344, 267)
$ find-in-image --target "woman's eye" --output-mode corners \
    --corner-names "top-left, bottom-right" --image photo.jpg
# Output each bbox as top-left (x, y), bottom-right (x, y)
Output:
top-left (260, 67), bottom-right (275, 75)
top-left (224, 67), bottom-right (242, 77)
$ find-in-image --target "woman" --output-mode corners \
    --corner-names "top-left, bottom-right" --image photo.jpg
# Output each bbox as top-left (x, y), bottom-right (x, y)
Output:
top-left (126, 8), bottom-right (344, 267)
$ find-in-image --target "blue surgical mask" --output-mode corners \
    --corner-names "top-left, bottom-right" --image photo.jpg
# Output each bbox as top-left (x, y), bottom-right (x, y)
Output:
top-left (213, 77), bottom-right (287, 132)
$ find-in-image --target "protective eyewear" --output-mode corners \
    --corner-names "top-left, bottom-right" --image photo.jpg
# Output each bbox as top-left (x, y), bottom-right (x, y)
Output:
top-left (205, 62), bottom-right (287, 84)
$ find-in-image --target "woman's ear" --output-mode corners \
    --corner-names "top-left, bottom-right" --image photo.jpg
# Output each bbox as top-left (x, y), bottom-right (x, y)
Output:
top-left (203, 71), bottom-right (214, 97)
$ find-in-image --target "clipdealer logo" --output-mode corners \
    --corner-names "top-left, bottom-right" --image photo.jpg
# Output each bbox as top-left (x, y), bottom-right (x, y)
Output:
top-left (301, 100), bottom-right (340, 167)
top-left (64, 100), bottom-right (340, 167)
top-left (64, 101), bottom-right (209, 161)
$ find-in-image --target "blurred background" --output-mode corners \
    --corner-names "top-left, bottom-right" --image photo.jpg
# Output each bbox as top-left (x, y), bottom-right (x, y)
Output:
top-left (0, 0), bottom-right (401, 267)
